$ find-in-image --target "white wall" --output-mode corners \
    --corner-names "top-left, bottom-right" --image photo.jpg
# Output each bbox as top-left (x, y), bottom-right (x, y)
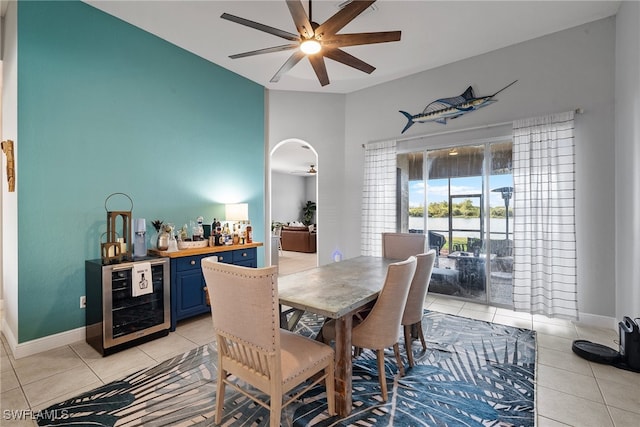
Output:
top-left (341, 18), bottom-right (616, 322)
top-left (615, 2), bottom-right (640, 320)
top-left (270, 17), bottom-right (622, 322)
top-left (1, 1), bottom-right (18, 341)
top-left (305, 175), bottom-right (317, 205)
top-left (267, 91), bottom-right (346, 266)
top-left (271, 171), bottom-right (313, 224)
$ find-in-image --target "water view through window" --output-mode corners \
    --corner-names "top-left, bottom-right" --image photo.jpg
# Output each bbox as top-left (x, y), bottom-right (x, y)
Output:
top-left (398, 141), bottom-right (513, 306)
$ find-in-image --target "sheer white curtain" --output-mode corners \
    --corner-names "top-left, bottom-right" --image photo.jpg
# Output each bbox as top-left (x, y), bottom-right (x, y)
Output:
top-left (361, 140), bottom-right (397, 256)
top-left (512, 111), bottom-right (578, 319)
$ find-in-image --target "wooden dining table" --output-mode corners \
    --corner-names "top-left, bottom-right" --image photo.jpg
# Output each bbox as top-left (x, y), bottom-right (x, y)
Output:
top-left (278, 256), bottom-right (393, 417)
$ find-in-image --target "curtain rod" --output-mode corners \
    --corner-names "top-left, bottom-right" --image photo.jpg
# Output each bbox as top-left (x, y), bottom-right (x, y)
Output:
top-left (362, 108), bottom-right (583, 147)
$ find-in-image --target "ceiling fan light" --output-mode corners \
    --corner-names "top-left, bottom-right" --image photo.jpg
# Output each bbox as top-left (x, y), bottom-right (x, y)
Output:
top-left (300, 39), bottom-right (321, 55)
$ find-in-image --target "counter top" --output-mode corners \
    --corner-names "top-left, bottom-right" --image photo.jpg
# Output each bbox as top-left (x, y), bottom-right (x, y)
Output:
top-left (148, 242), bottom-right (263, 258)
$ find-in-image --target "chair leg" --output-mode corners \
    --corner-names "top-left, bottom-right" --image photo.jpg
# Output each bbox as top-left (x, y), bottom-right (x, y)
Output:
top-left (416, 321), bottom-right (427, 350)
top-left (215, 370), bottom-right (226, 424)
top-left (393, 343), bottom-right (405, 377)
top-left (376, 349), bottom-right (388, 402)
top-left (403, 324), bottom-right (415, 368)
top-left (325, 363), bottom-right (336, 416)
top-left (269, 377), bottom-right (283, 426)
top-left (270, 398), bottom-right (282, 426)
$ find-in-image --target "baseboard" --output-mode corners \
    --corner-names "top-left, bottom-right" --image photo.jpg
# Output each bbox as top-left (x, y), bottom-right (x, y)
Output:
top-left (575, 312), bottom-right (618, 331)
top-left (1, 316), bottom-right (18, 355)
top-left (4, 324), bottom-right (86, 359)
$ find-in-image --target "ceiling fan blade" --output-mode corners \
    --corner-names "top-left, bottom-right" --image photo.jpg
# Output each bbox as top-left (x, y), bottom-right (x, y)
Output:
top-left (270, 50), bottom-right (306, 83)
top-left (323, 31), bottom-right (401, 48)
top-left (323, 47), bottom-right (375, 74)
top-left (286, 0), bottom-right (314, 38)
top-left (316, 0), bottom-right (376, 37)
top-left (229, 44), bottom-right (300, 59)
top-left (221, 13), bottom-right (300, 41)
top-left (308, 54), bottom-right (330, 86)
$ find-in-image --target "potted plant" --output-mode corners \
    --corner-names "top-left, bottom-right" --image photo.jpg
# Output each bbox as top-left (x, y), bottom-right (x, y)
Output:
top-left (302, 201), bottom-right (316, 226)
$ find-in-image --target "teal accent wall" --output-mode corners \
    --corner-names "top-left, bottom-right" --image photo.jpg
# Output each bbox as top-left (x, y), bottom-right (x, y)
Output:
top-left (17, 1), bottom-right (265, 342)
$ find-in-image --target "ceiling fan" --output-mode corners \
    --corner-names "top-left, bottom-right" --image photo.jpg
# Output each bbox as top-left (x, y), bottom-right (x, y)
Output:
top-left (292, 164), bottom-right (318, 175)
top-left (221, 0), bottom-right (401, 87)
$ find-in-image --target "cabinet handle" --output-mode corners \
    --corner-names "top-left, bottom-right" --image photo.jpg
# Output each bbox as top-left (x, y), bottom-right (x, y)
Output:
top-left (219, 256), bottom-right (224, 261)
top-left (242, 252), bottom-right (247, 257)
top-left (190, 260), bottom-right (196, 265)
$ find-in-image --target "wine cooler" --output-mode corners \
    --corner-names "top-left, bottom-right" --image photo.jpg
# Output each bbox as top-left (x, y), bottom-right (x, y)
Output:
top-left (85, 257), bottom-right (170, 355)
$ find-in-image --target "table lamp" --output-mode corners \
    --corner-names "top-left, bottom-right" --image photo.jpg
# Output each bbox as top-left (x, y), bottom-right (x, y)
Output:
top-left (225, 203), bottom-right (248, 223)
top-left (225, 203), bottom-right (249, 244)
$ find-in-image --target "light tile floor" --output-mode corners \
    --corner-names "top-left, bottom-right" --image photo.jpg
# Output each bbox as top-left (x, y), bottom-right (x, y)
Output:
top-left (276, 250), bottom-right (318, 275)
top-left (2, 289), bottom-right (640, 426)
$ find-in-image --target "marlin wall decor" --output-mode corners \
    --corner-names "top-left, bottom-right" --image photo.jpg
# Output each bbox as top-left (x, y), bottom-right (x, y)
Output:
top-left (399, 80), bottom-right (518, 133)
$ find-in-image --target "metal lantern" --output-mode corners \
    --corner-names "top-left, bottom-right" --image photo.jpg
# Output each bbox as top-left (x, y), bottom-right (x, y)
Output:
top-left (100, 232), bottom-right (122, 264)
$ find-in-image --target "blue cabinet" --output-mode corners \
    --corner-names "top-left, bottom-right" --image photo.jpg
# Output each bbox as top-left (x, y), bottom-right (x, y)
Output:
top-left (150, 245), bottom-right (259, 331)
top-left (233, 247), bottom-right (258, 266)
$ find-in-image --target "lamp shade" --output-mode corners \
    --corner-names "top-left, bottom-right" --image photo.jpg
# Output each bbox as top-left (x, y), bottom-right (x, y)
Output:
top-left (225, 203), bottom-right (248, 221)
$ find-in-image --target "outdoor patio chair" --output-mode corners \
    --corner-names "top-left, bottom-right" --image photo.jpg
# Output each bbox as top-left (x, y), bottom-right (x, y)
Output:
top-left (428, 231), bottom-right (446, 255)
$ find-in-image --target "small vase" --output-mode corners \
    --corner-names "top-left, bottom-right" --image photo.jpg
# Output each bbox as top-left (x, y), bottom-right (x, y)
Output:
top-left (157, 230), bottom-right (170, 251)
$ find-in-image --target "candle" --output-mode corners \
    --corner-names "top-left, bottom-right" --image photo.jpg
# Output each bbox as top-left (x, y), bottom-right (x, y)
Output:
top-left (117, 238), bottom-right (127, 254)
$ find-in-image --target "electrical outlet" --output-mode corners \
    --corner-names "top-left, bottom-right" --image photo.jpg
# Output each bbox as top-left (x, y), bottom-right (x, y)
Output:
top-left (80, 296), bottom-right (86, 309)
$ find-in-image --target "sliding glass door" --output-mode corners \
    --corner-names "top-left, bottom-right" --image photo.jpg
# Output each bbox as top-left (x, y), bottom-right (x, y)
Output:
top-left (398, 140), bottom-right (513, 307)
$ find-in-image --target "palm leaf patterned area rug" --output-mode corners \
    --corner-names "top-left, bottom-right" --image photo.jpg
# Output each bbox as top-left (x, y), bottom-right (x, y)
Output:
top-left (37, 311), bottom-right (536, 427)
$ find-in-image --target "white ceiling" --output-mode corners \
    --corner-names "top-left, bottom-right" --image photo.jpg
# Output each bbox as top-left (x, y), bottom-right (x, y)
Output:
top-left (77, 1), bottom-right (618, 172)
top-left (271, 141), bottom-right (318, 176)
top-left (84, 1), bottom-right (620, 95)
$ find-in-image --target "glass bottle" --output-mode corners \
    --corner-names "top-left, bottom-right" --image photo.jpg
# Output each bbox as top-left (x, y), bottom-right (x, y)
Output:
top-left (232, 224), bottom-right (240, 245)
top-left (246, 221), bottom-right (253, 244)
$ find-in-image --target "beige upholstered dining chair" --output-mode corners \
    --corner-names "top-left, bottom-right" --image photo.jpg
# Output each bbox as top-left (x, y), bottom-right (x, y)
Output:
top-left (321, 256), bottom-right (417, 402)
top-left (401, 250), bottom-right (436, 368)
top-left (382, 232), bottom-right (426, 260)
top-left (201, 258), bottom-right (336, 425)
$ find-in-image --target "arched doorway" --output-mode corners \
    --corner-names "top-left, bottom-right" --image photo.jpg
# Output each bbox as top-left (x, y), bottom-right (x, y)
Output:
top-left (269, 139), bottom-right (318, 272)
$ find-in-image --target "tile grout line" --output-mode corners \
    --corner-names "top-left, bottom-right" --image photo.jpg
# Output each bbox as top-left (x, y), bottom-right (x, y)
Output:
top-left (3, 270), bottom-right (636, 425)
